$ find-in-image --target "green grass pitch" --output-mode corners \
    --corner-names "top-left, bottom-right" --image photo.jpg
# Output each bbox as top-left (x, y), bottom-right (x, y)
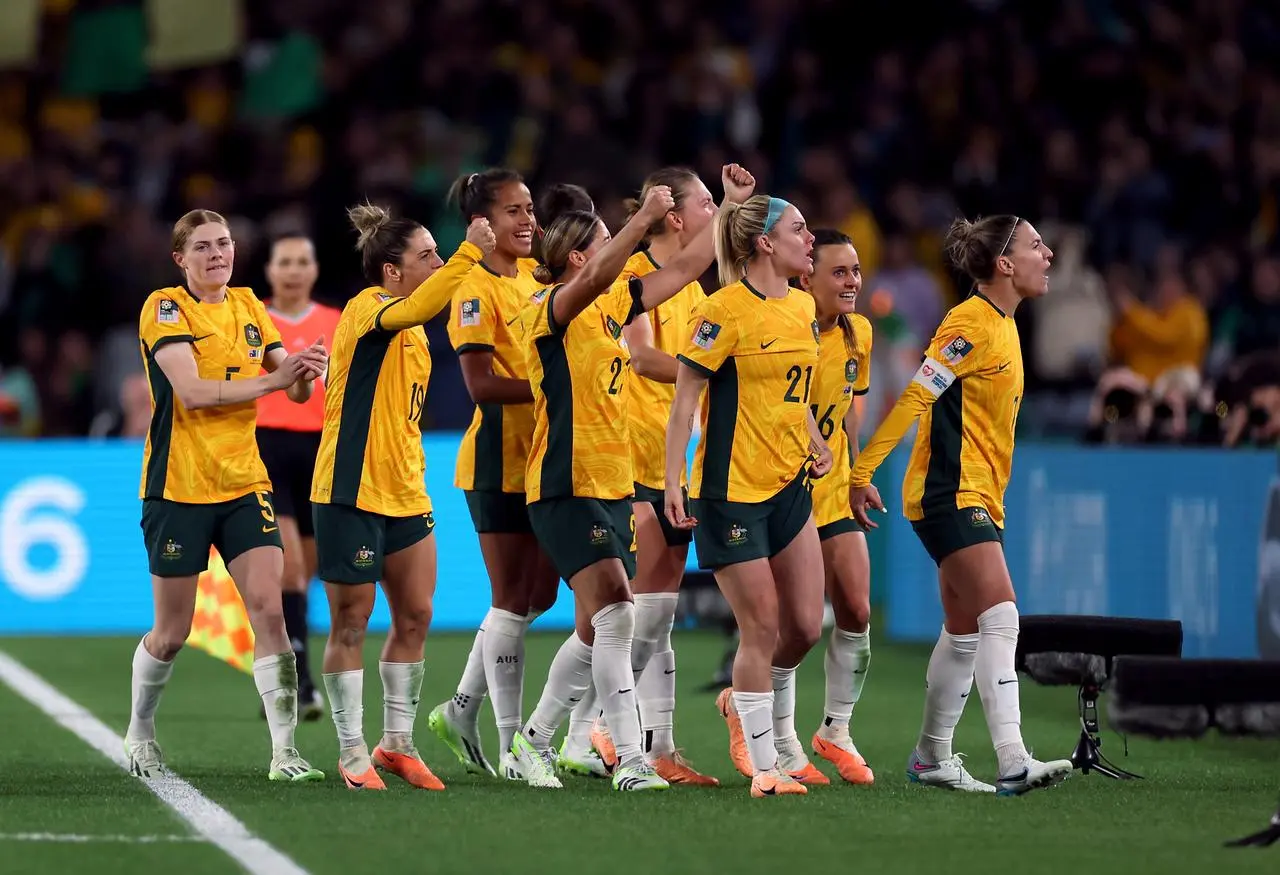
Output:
top-left (0, 629), bottom-right (1277, 875)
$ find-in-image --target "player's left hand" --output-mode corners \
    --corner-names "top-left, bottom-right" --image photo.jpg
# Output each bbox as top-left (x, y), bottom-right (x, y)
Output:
top-left (808, 440), bottom-right (833, 479)
top-left (721, 164), bottom-right (756, 204)
top-left (299, 337), bottom-right (327, 382)
top-left (849, 483), bottom-right (885, 530)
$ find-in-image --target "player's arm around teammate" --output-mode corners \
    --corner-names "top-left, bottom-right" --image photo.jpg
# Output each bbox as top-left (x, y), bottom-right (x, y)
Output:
top-left (849, 215), bottom-right (1072, 797)
top-left (664, 195), bottom-right (826, 798)
top-left (127, 210), bottom-right (328, 784)
top-left (312, 206), bottom-right (496, 792)
top-left (508, 186), bottom-right (687, 792)
top-left (795, 231), bottom-right (875, 785)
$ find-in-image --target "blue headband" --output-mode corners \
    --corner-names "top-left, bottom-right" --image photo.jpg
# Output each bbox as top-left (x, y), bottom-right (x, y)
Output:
top-left (763, 197), bottom-right (791, 233)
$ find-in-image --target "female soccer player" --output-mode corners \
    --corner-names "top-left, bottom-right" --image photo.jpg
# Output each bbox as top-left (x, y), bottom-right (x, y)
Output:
top-left (428, 168), bottom-right (561, 778)
top-left (508, 177), bottom-right (749, 792)
top-left (797, 230), bottom-right (874, 785)
top-left (313, 204), bottom-right (495, 791)
top-left (560, 167), bottom-right (732, 786)
top-left (848, 214), bottom-right (1073, 796)
top-left (257, 233), bottom-right (340, 721)
top-left (430, 180), bottom-right (597, 777)
top-left (664, 194), bottom-right (833, 798)
top-left (129, 209), bottom-right (328, 783)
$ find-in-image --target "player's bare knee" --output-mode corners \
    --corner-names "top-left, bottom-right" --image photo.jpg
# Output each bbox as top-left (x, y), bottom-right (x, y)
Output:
top-left (390, 603), bottom-right (432, 645)
top-left (149, 628), bottom-right (188, 660)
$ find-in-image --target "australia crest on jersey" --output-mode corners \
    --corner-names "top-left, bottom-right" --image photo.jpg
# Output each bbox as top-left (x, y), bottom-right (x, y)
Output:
top-left (244, 323), bottom-right (263, 347)
top-left (605, 315), bottom-right (622, 340)
top-left (845, 358), bottom-right (858, 383)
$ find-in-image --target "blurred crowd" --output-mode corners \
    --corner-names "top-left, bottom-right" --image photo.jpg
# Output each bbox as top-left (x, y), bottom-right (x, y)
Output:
top-left (1, 0), bottom-right (1279, 447)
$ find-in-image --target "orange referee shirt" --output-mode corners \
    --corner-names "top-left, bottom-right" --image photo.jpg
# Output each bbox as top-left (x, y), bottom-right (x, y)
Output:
top-left (257, 301), bottom-right (341, 432)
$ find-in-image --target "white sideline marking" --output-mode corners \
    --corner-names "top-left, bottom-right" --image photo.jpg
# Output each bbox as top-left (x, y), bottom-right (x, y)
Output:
top-left (0, 833), bottom-right (207, 844)
top-left (0, 651), bottom-right (309, 875)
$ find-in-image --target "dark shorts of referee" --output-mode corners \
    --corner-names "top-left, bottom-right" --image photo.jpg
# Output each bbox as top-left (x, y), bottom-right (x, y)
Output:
top-left (911, 505), bottom-right (1004, 566)
top-left (257, 427), bottom-right (321, 537)
top-left (690, 470), bottom-right (811, 571)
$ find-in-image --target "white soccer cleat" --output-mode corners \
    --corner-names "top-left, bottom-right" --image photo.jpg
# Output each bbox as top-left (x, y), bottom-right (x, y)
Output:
top-left (906, 750), bottom-right (996, 793)
top-left (499, 750), bottom-right (525, 782)
top-left (996, 756), bottom-right (1073, 796)
top-left (556, 741), bottom-right (612, 778)
top-left (508, 734), bottom-right (562, 789)
top-left (125, 738), bottom-right (167, 779)
top-left (269, 747), bottom-right (324, 783)
top-left (612, 760), bottom-right (669, 792)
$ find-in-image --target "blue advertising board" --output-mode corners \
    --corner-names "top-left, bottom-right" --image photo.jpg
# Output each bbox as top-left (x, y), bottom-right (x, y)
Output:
top-left (0, 437), bottom-right (1274, 659)
top-left (873, 444), bottom-right (1277, 659)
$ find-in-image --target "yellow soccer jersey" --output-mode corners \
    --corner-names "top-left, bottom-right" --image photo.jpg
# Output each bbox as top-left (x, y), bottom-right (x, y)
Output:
top-left (449, 263), bottom-right (542, 493)
top-left (621, 251), bottom-right (705, 490)
top-left (138, 286), bottom-right (283, 503)
top-left (810, 314), bottom-right (873, 528)
top-left (517, 257), bottom-right (541, 279)
top-left (678, 281), bottom-right (819, 503)
top-left (312, 242), bottom-right (483, 516)
top-left (524, 279), bottom-right (645, 502)
top-left (851, 292), bottom-right (1022, 527)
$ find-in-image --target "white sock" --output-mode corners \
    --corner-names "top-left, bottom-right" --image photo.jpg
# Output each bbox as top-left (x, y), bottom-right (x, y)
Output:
top-left (379, 660), bottom-right (424, 751)
top-left (633, 593), bottom-right (678, 754)
top-left (732, 690), bottom-right (777, 774)
top-left (525, 608), bottom-right (545, 628)
top-left (916, 628), bottom-right (979, 763)
top-left (975, 601), bottom-right (1029, 774)
top-left (822, 627), bottom-right (871, 728)
top-left (564, 682), bottom-right (598, 754)
top-left (591, 602), bottom-right (643, 767)
top-left (323, 669), bottom-right (365, 751)
top-left (482, 608), bottom-right (528, 754)
top-left (638, 649), bottom-right (676, 755)
top-left (449, 626), bottom-right (487, 728)
top-left (253, 652), bottom-right (298, 753)
top-left (522, 633), bottom-right (592, 750)
top-left (126, 638), bottom-right (173, 742)
top-left (770, 665), bottom-right (799, 747)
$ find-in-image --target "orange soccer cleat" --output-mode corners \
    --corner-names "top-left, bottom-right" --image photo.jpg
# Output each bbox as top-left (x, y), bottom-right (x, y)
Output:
top-left (373, 745), bottom-right (446, 791)
top-left (715, 688), bottom-right (754, 778)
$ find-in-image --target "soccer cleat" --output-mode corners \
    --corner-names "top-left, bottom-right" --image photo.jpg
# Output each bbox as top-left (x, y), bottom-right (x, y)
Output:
top-left (995, 756), bottom-right (1073, 797)
top-left (778, 736), bottom-right (830, 785)
top-left (125, 738), bottom-right (167, 779)
top-left (509, 734), bottom-right (562, 789)
top-left (651, 750), bottom-right (720, 786)
top-left (556, 741), bottom-right (612, 778)
top-left (499, 750), bottom-right (525, 781)
top-left (906, 750), bottom-right (995, 793)
top-left (338, 760), bottom-right (386, 791)
top-left (715, 688), bottom-right (753, 778)
top-left (268, 747), bottom-right (325, 783)
top-left (426, 702), bottom-right (496, 777)
top-left (612, 761), bottom-right (670, 792)
top-left (750, 768), bottom-right (808, 798)
top-left (812, 730), bottom-right (875, 785)
top-left (373, 744), bottom-right (445, 791)
top-left (589, 719), bottom-right (617, 773)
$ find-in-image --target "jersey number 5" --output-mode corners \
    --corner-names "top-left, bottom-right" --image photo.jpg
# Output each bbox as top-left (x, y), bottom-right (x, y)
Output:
top-left (256, 492), bottom-right (278, 534)
top-left (784, 365), bottom-right (813, 404)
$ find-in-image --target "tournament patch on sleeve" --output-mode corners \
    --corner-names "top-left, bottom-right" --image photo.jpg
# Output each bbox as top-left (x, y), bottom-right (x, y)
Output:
top-left (912, 357), bottom-right (956, 398)
top-left (941, 335), bottom-right (974, 365)
top-left (458, 297), bottom-right (481, 327)
top-left (156, 298), bottom-right (180, 325)
top-left (692, 319), bottom-right (722, 350)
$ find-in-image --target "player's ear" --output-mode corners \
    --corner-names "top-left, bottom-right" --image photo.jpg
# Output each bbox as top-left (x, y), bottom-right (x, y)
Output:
top-left (172, 251), bottom-right (185, 271)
